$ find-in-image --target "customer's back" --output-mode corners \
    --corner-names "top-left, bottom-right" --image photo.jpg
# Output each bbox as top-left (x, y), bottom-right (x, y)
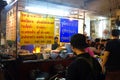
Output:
top-left (66, 34), bottom-right (103, 80)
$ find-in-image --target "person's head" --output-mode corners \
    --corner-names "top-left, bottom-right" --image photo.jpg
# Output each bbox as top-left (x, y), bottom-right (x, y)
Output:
top-left (54, 36), bottom-right (59, 43)
top-left (70, 33), bottom-right (88, 52)
top-left (95, 38), bottom-right (100, 43)
top-left (111, 29), bottom-right (120, 37)
top-left (100, 39), bottom-right (106, 45)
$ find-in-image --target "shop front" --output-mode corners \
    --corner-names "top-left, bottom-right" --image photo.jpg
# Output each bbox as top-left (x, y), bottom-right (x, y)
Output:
top-left (0, 0), bottom-right (89, 59)
top-left (0, 0), bottom-right (99, 80)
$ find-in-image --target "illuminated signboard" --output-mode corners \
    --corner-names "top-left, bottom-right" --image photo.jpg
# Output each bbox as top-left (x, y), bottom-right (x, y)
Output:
top-left (60, 18), bottom-right (78, 42)
top-left (20, 12), bottom-right (55, 45)
top-left (6, 4), bottom-right (17, 41)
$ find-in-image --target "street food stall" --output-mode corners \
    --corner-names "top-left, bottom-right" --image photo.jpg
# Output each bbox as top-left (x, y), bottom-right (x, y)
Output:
top-left (0, 0), bottom-right (86, 80)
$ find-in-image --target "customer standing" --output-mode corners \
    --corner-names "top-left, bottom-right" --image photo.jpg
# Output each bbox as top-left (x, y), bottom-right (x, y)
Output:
top-left (66, 33), bottom-right (103, 80)
top-left (102, 29), bottom-right (120, 80)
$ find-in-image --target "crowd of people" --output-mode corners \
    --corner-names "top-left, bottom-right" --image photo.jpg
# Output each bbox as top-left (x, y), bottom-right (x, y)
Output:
top-left (17, 29), bottom-right (120, 80)
top-left (65, 29), bottom-right (120, 80)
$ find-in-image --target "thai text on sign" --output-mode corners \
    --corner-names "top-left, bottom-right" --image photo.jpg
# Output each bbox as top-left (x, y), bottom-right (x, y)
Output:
top-left (20, 12), bottom-right (55, 45)
top-left (60, 18), bottom-right (78, 42)
top-left (6, 5), bottom-right (16, 41)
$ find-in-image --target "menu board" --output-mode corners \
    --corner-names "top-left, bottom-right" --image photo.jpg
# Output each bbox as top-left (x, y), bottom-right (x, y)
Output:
top-left (20, 12), bottom-right (55, 45)
top-left (6, 4), bottom-right (17, 41)
top-left (60, 18), bottom-right (78, 42)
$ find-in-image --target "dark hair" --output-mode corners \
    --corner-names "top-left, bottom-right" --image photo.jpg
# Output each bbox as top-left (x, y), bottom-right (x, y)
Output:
top-left (54, 36), bottom-right (58, 39)
top-left (111, 29), bottom-right (120, 36)
top-left (101, 39), bottom-right (106, 42)
top-left (95, 38), bottom-right (100, 42)
top-left (70, 33), bottom-right (88, 49)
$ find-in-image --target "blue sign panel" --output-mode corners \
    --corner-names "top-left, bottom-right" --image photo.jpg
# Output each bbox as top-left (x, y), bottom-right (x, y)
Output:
top-left (60, 18), bottom-right (78, 42)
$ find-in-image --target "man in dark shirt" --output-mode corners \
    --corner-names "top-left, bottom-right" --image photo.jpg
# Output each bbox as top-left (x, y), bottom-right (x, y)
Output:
top-left (51, 36), bottom-right (60, 50)
top-left (102, 29), bottom-right (120, 80)
top-left (66, 33), bottom-right (102, 80)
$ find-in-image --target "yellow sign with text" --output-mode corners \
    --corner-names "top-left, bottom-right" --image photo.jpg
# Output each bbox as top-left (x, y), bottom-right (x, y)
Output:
top-left (20, 12), bottom-right (55, 45)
